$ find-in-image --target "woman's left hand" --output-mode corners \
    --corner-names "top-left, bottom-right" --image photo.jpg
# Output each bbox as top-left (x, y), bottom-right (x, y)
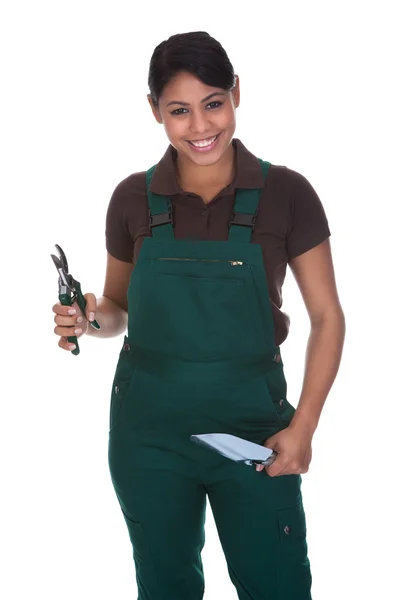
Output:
top-left (257, 422), bottom-right (314, 477)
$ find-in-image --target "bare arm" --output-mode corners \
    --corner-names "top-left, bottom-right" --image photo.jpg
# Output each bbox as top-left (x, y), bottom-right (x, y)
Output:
top-left (85, 253), bottom-right (134, 339)
top-left (261, 238), bottom-right (346, 476)
top-left (288, 238), bottom-right (346, 433)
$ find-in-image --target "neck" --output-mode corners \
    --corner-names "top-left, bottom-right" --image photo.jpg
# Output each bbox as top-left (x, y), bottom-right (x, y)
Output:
top-left (175, 142), bottom-right (236, 191)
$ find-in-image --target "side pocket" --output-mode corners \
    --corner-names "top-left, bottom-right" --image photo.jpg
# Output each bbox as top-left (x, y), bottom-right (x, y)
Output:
top-left (109, 362), bottom-right (136, 433)
top-left (121, 510), bottom-right (161, 597)
top-left (264, 365), bottom-right (296, 428)
top-left (276, 501), bottom-right (312, 597)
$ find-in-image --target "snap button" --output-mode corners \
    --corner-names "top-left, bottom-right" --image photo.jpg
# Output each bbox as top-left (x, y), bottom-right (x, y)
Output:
top-left (284, 525), bottom-right (292, 535)
top-left (114, 385), bottom-right (119, 394)
top-left (201, 210), bottom-right (208, 217)
top-left (123, 343), bottom-right (131, 352)
top-left (279, 398), bottom-right (285, 408)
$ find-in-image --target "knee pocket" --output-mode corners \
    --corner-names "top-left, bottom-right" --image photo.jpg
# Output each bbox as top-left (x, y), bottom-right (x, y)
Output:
top-left (121, 511), bottom-right (161, 597)
top-left (276, 501), bottom-right (312, 597)
top-left (277, 501), bottom-right (307, 543)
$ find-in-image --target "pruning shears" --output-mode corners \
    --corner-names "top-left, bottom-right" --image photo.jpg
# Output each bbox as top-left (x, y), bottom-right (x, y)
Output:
top-left (50, 244), bottom-right (100, 355)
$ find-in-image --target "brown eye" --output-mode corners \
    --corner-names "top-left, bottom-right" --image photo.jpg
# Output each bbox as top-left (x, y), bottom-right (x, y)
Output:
top-left (170, 101), bottom-right (223, 116)
top-left (208, 101), bottom-right (223, 109)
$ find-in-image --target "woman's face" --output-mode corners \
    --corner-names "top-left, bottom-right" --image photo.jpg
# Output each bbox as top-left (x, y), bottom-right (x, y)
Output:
top-left (148, 71), bottom-right (240, 166)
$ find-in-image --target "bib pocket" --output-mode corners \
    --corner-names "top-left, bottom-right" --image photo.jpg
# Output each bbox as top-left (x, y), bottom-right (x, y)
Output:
top-left (130, 257), bottom-right (269, 360)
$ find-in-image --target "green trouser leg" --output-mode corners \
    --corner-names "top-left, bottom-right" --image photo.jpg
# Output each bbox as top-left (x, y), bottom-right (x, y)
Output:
top-left (108, 353), bottom-right (311, 599)
top-left (107, 165), bottom-right (312, 599)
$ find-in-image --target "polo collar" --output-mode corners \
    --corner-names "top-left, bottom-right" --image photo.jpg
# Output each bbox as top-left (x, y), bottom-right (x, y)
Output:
top-left (150, 137), bottom-right (264, 196)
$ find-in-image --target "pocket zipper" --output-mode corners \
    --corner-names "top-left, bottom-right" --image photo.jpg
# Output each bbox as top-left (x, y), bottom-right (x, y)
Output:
top-left (156, 257), bottom-right (244, 266)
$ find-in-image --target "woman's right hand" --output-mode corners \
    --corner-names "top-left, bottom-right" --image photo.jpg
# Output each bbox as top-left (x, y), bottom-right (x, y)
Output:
top-left (52, 293), bottom-right (97, 351)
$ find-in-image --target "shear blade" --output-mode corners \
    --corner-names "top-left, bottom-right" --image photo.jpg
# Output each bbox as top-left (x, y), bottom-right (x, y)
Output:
top-left (54, 244), bottom-right (68, 272)
top-left (51, 253), bottom-right (72, 289)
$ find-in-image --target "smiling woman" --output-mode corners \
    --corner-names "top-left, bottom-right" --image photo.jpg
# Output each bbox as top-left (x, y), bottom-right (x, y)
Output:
top-left (146, 34), bottom-right (240, 197)
top-left (52, 29), bottom-right (345, 600)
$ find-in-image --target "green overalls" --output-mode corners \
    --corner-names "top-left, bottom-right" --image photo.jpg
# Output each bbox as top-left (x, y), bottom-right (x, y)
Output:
top-left (108, 158), bottom-right (312, 599)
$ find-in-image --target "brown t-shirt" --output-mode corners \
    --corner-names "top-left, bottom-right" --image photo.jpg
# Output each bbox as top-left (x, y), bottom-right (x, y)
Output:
top-left (105, 137), bottom-right (331, 346)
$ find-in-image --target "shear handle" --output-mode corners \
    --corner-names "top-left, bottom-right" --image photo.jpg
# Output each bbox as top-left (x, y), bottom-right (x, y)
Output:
top-left (72, 279), bottom-right (100, 330)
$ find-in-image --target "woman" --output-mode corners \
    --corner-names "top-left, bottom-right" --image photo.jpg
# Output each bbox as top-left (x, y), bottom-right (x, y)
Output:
top-left (53, 31), bottom-right (345, 599)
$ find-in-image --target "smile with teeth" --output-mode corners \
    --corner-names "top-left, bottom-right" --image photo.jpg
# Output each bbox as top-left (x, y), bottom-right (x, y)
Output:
top-left (189, 134), bottom-right (219, 147)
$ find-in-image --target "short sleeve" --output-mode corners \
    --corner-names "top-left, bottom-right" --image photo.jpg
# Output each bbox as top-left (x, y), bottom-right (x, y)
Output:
top-left (286, 170), bottom-right (331, 261)
top-left (105, 180), bottom-right (134, 263)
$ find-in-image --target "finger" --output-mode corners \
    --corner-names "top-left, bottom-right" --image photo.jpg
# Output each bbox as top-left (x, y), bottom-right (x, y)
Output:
top-left (58, 336), bottom-right (77, 352)
top-left (52, 301), bottom-right (80, 317)
top-left (276, 464), bottom-right (295, 476)
top-left (278, 461), bottom-right (307, 476)
top-left (256, 459), bottom-right (276, 471)
top-left (265, 456), bottom-right (288, 477)
top-left (54, 324), bottom-right (84, 338)
top-left (263, 435), bottom-right (277, 450)
top-left (255, 452), bottom-right (278, 471)
top-left (54, 312), bottom-right (85, 327)
top-left (84, 293), bottom-right (97, 322)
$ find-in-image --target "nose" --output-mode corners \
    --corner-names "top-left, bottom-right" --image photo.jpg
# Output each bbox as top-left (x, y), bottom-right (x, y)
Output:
top-left (188, 109), bottom-right (213, 136)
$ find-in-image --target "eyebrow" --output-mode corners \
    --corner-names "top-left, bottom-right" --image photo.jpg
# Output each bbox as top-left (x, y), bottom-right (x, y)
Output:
top-left (166, 92), bottom-right (226, 107)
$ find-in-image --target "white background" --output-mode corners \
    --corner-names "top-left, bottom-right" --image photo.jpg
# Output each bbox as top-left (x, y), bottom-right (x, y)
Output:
top-left (1, 1), bottom-right (399, 598)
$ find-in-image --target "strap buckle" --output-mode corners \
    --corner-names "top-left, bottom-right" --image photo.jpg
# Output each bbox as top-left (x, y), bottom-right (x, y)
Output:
top-left (230, 208), bottom-right (258, 231)
top-left (148, 206), bottom-right (174, 229)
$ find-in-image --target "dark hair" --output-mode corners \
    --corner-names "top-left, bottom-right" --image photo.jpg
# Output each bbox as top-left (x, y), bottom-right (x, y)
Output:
top-left (148, 31), bottom-right (236, 107)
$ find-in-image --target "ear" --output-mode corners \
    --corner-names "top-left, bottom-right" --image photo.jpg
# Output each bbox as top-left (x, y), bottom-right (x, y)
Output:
top-left (147, 95), bottom-right (163, 124)
top-left (232, 74), bottom-right (240, 108)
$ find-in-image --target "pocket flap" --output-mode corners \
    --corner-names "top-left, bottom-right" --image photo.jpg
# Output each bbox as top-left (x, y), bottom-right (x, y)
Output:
top-left (276, 501), bottom-right (307, 541)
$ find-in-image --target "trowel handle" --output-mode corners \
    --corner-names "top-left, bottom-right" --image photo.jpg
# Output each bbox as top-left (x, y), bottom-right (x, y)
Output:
top-left (261, 451), bottom-right (278, 467)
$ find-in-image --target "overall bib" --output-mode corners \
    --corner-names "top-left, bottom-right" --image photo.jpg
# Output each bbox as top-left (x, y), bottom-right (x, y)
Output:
top-left (108, 158), bottom-right (312, 599)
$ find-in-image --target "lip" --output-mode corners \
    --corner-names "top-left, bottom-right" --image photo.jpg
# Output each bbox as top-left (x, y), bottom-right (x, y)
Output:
top-left (186, 132), bottom-right (221, 153)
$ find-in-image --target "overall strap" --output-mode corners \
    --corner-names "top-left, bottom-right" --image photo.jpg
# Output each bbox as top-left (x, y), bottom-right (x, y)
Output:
top-left (228, 158), bottom-right (271, 242)
top-left (145, 158), bottom-right (271, 241)
top-left (146, 165), bottom-right (174, 240)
